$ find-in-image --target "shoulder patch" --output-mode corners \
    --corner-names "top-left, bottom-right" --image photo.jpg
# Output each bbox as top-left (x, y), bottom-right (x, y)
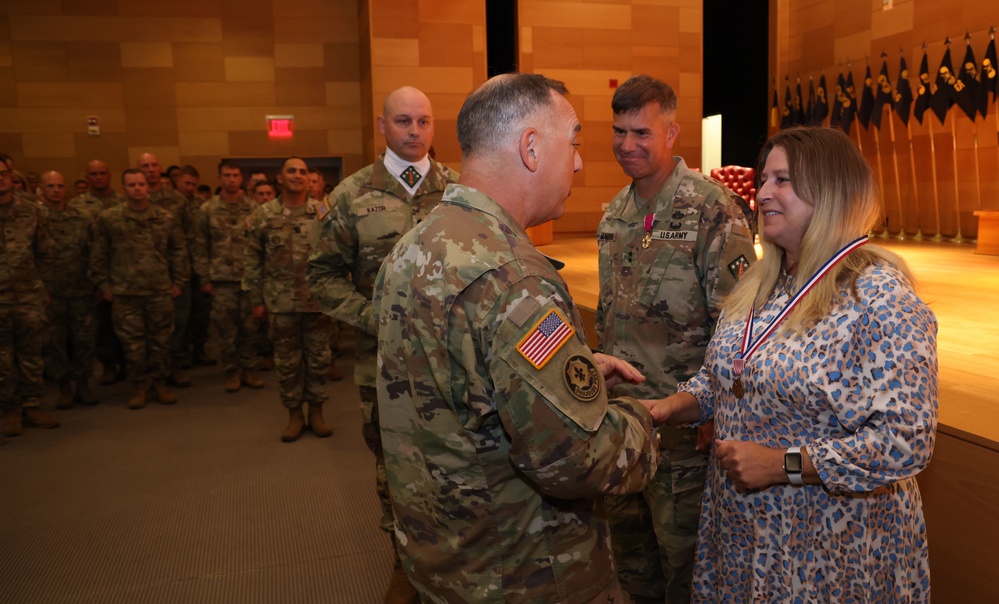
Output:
top-left (563, 355), bottom-right (601, 402)
top-left (516, 308), bottom-right (574, 370)
top-left (728, 254), bottom-right (751, 278)
top-left (316, 198), bottom-right (330, 220)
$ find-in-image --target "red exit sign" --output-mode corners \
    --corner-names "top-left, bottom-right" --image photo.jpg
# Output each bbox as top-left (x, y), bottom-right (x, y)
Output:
top-left (266, 114), bottom-right (294, 138)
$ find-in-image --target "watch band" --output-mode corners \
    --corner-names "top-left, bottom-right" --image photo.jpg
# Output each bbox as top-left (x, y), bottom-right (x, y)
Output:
top-left (784, 446), bottom-right (803, 485)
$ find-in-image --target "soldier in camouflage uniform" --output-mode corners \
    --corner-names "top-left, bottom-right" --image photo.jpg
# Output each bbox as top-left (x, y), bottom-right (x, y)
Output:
top-left (244, 157), bottom-right (331, 443)
top-left (90, 169), bottom-right (189, 409)
top-left (193, 161), bottom-right (263, 393)
top-left (176, 165), bottom-right (216, 369)
top-left (139, 153), bottom-right (195, 386)
top-left (71, 160), bottom-right (128, 385)
top-left (596, 75), bottom-right (756, 604)
top-left (307, 85), bottom-right (458, 601)
top-left (373, 73), bottom-right (660, 603)
top-left (0, 162), bottom-right (61, 438)
top-left (38, 171), bottom-right (99, 408)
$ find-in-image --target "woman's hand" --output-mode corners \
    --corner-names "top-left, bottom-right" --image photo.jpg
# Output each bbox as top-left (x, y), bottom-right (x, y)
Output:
top-left (592, 353), bottom-right (645, 388)
top-left (714, 440), bottom-right (784, 490)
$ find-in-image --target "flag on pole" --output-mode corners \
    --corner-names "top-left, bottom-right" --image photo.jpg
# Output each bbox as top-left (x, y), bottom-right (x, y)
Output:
top-left (955, 39), bottom-right (979, 120)
top-left (914, 47), bottom-right (931, 124)
top-left (871, 55), bottom-right (892, 129)
top-left (930, 41), bottom-right (956, 124)
top-left (813, 73), bottom-right (829, 123)
top-left (795, 77), bottom-right (806, 124)
top-left (830, 72), bottom-right (845, 129)
top-left (781, 76), bottom-right (794, 129)
top-left (806, 76), bottom-right (815, 123)
top-left (840, 69), bottom-right (857, 135)
top-left (858, 64), bottom-right (875, 129)
top-left (976, 34), bottom-right (997, 118)
top-left (770, 84), bottom-right (780, 129)
top-left (894, 54), bottom-right (914, 126)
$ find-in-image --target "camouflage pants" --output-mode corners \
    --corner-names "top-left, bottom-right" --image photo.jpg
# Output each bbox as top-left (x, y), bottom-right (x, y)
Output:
top-left (188, 273), bottom-right (212, 350)
top-left (0, 303), bottom-right (48, 411)
top-left (44, 295), bottom-right (96, 382)
top-left (112, 294), bottom-right (174, 382)
top-left (94, 299), bottom-right (124, 370)
top-left (269, 312), bottom-right (330, 408)
top-left (608, 426), bottom-right (707, 604)
top-left (359, 385), bottom-right (394, 535)
top-left (170, 282), bottom-right (191, 366)
top-left (210, 282), bottom-right (259, 372)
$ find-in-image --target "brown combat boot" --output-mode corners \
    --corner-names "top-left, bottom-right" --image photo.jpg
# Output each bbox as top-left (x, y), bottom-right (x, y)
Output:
top-left (128, 380), bottom-right (150, 409)
top-left (76, 379), bottom-right (99, 405)
top-left (242, 370), bottom-right (265, 389)
top-left (383, 567), bottom-right (419, 604)
top-left (22, 408), bottom-right (60, 429)
top-left (99, 363), bottom-right (118, 385)
top-left (225, 369), bottom-right (242, 393)
top-left (168, 367), bottom-right (192, 388)
top-left (281, 408), bottom-right (305, 442)
top-left (153, 380), bottom-right (177, 405)
top-left (2, 407), bottom-right (23, 437)
top-left (307, 403), bottom-right (332, 438)
top-left (57, 378), bottom-right (75, 409)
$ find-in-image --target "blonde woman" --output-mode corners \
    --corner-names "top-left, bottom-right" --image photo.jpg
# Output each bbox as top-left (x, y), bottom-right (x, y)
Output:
top-left (643, 126), bottom-right (937, 603)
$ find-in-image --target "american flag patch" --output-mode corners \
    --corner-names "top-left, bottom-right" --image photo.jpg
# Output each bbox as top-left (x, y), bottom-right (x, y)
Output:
top-left (516, 309), bottom-right (574, 370)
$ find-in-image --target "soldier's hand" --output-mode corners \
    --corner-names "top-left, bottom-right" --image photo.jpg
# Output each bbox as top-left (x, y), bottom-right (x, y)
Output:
top-left (639, 392), bottom-right (700, 426)
top-left (170, 286), bottom-right (182, 298)
top-left (201, 283), bottom-right (216, 296)
top-left (592, 352), bottom-right (645, 388)
top-left (714, 439), bottom-right (783, 491)
top-left (253, 305), bottom-right (267, 319)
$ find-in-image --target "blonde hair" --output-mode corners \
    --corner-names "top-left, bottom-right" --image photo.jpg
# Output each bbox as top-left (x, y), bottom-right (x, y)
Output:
top-left (724, 126), bottom-right (915, 331)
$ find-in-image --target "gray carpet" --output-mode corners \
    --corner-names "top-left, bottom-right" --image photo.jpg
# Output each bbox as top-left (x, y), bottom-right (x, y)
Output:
top-left (0, 341), bottom-right (394, 603)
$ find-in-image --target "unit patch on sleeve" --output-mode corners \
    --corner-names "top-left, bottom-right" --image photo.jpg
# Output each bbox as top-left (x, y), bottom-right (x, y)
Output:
top-left (316, 198), bottom-right (331, 220)
top-left (728, 254), bottom-right (751, 278)
top-left (516, 308), bottom-right (575, 370)
top-left (563, 355), bottom-right (601, 402)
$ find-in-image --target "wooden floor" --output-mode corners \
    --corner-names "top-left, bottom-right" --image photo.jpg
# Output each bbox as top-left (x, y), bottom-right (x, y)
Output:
top-left (540, 235), bottom-right (999, 449)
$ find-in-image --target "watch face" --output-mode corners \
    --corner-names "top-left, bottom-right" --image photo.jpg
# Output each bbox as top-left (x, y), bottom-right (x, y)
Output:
top-left (784, 452), bottom-right (803, 473)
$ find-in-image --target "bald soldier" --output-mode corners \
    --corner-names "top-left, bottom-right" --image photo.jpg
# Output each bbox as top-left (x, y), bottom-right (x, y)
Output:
top-left (138, 153), bottom-right (196, 386)
top-left (244, 157), bottom-right (331, 442)
top-left (69, 160), bottom-right (127, 385)
top-left (38, 171), bottom-right (99, 408)
top-left (71, 160), bottom-right (124, 215)
top-left (373, 73), bottom-right (660, 602)
top-left (307, 85), bottom-right (458, 602)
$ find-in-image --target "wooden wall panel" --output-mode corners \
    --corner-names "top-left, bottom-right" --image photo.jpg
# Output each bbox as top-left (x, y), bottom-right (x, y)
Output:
top-left (523, 0), bottom-right (704, 234)
top-left (0, 1), bottom-right (366, 185)
top-left (772, 0), bottom-right (999, 240)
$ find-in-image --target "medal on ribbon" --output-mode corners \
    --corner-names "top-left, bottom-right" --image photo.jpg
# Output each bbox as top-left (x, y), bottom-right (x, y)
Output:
top-left (731, 235), bottom-right (869, 399)
top-left (641, 213), bottom-right (654, 249)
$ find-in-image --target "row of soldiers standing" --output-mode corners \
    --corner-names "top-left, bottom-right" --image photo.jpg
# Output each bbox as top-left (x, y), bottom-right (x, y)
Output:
top-left (0, 150), bottom-right (343, 443)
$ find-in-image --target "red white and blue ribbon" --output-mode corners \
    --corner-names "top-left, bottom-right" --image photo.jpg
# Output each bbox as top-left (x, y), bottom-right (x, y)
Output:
top-left (733, 235), bottom-right (869, 378)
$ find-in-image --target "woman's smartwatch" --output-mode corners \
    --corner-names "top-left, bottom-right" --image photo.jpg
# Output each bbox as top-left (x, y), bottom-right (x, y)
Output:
top-left (783, 446), bottom-right (803, 485)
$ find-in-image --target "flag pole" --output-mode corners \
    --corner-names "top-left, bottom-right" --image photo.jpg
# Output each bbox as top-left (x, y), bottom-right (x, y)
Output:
top-left (949, 111), bottom-right (965, 243)
top-left (926, 116), bottom-right (944, 241)
top-left (905, 117), bottom-right (924, 239)
top-left (887, 103), bottom-right (905, 240)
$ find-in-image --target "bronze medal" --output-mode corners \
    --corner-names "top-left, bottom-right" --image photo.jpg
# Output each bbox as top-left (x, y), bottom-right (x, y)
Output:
top-left (641, 232), bottom-right (652, 249)
top-left (732, 378), bottom-right (744, 399)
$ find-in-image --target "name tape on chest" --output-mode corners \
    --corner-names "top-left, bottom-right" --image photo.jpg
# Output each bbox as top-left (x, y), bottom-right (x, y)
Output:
top-left (651, 229), bottom-right (696, 242)
top-left (516, 308), bottom-right (575, 370)
top-left (358, 205), bottom-right (387, 216)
